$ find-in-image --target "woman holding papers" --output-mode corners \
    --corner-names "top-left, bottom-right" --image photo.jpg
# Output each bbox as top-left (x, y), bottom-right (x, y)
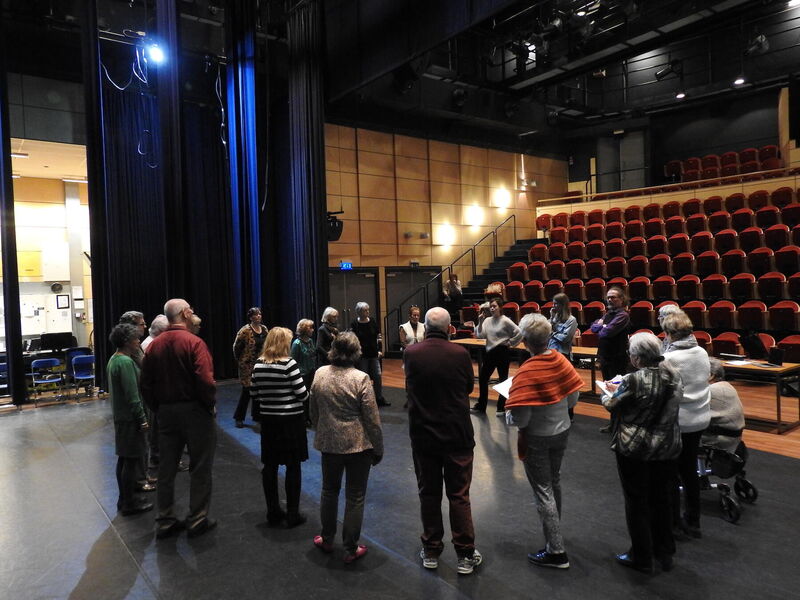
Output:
top-left (506, 313), bottom-right (583, 569)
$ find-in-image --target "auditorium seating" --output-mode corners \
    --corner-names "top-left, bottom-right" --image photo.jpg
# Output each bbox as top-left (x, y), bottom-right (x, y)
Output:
top-left (506, 281), bottom-right (525, 303)
top-left (777, 335), bottom-right (800, 362)
top-left (507, 262), bottom-right (528, 282)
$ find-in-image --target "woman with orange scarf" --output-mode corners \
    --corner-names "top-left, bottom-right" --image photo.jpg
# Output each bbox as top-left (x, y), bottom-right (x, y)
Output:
top-left (507, 313), bottom-right (583, 570)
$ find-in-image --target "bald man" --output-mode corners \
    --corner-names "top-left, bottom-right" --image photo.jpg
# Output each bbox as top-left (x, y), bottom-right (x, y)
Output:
top-left (141, 299), bottom-right (217, 539)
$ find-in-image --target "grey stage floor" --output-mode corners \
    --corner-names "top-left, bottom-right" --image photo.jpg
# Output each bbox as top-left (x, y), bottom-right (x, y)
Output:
top-left (2, 381), bottom-right (800, 600)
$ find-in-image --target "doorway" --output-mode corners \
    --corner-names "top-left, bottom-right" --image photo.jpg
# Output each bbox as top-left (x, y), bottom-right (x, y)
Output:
top-left (328, 268), bottom-right (380, 332)
top-left (384, 266), bottom-right (441, 355)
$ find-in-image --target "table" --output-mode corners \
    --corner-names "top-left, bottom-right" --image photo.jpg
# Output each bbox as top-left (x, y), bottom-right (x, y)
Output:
top-left (721, 360), bottom-right (800, 434)
top-left (451, 338), bottom-right (600, 394)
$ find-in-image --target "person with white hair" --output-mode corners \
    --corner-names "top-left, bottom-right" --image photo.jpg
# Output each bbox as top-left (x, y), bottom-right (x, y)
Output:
top-left (404, 307), bottom-right (482, 575)
top-left (142, 314), bottom-right (169, 352)
top-left (702, 358), bottom-right (745, 453)
top-left (656, 304), bottom-right (682, 351)
top-left (349, 302), bottom-right (389, 407)
top-left (316, 307), bottom-right (339, 366)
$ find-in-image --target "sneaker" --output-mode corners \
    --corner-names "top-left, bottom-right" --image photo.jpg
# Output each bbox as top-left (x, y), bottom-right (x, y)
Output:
top-left (344, 545), bottom-right (368, 564)
top-left (457, 549), bottom-right (483, 575)
top-left (527, 550), bottom-right (569, 569)
top-left (419, 549), bottom-right (438, 569)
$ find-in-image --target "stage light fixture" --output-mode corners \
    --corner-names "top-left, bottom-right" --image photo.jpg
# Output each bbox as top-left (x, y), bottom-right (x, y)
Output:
top-left (12, 174), bottom-right (21, 179)
top-left (11, 152), bottom-right (28, 159)
top-left (676, 91), bottom-right (686, 99)
top-left (733, 76), bottom-right (745, 85)
top-left (789, 0), bottom-right (800, 8)
top-left (146, 43), bottom-right (165, 64)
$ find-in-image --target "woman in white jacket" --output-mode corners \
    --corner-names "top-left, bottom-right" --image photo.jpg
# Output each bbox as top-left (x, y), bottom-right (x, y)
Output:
top-left (662, 311), bottom-right (710, 538)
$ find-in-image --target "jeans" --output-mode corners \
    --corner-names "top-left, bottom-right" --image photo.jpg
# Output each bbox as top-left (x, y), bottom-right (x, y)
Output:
top-left (673, 430), bottom-right (703, 527)
top-left (477, 345), bottom-right (511, 411)
top-left (157, 403), bottom-right (216, 528)
top-left (616, 453), bottom-right (676, 565)
top-left (413, 449), bottom-right (475, 558)
top-left (523, 429), bottom-right (569, 554)
top-left (319, 451), bottom-right (372, 553)
top-left (357, 357), bottom-right (384, 403)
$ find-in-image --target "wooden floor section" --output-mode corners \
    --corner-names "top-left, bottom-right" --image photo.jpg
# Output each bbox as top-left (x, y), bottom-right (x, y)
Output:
top-left (382, 358), bottom-right (800, 459)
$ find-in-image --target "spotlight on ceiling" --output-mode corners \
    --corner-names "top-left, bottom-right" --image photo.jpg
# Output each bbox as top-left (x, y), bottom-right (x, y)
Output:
top-left (745, 33), bottom-right (769, 56)
top-left (675, 91), bottom-right (686, 99)
top-left (146, 43), bottom-right (166, 64)
top-left (576, 10), bottom-right (587, 16)
top-left (789, 0), bottom-right (800, 8)
top-left (733, 76), bottom-right (746, 86)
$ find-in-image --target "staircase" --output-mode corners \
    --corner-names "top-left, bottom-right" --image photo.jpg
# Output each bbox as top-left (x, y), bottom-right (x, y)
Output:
top-left (461, 237), bottom-right (546, 306)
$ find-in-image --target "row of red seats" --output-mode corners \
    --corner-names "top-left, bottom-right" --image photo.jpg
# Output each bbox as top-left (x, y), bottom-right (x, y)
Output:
top-left (664, 145), bottom-right (780, 179)
top-left (677, 159), bottom-right (783, 186)
top-left (489, 273), bottom-right (800, 306)
top-left (515, 244), bottom-right (800, 280)
top-left (536, 187), bottom-right (797, 230)
top-left (534, 226), bottom-right (800, 261)
top-left (461, 299), bottom-right (800, 341)
top-left (546, 211), bottom-right (800, 245)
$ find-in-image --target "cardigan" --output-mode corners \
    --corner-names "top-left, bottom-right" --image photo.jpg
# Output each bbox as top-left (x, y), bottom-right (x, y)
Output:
top-left (663, 337), bottom-right (711, 433)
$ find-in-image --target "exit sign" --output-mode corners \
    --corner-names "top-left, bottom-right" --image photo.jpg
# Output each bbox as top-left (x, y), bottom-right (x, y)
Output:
top-left (340, 262), bottom-right (353, 270)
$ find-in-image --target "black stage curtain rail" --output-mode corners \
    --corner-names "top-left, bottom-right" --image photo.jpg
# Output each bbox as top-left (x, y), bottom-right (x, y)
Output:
top-left (101, 86), bottom-right (167, 358)
top-left (182, 101), bottom-right (238, 380)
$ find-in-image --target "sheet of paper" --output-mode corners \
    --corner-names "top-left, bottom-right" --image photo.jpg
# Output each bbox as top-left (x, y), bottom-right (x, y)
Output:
top-left (492, 376), bottom-right (513, 398)
top-left (724, 360), bottom-right (752, 366)
top-left (596, 380), bottom-right (613, 396)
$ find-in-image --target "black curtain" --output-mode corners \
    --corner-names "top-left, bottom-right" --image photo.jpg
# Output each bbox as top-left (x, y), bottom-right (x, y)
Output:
top-left (182, 101), bottom-right (238, 379)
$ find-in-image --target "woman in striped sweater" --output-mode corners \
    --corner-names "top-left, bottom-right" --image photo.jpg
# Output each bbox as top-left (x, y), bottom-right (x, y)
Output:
top-left (251, 327), bottom-right (309, 528)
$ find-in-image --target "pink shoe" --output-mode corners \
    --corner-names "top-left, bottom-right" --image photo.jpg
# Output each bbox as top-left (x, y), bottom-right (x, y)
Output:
top-left (343, 545), bottom-right (368, 564)
top-left (313, 535), bottom-right (334, 553)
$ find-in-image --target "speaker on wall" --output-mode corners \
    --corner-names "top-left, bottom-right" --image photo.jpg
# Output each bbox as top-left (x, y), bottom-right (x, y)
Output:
top-left (327, 214), bottom-right (344, 241)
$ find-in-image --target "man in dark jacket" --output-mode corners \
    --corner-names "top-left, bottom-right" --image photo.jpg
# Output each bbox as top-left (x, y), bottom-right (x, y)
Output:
top-left (141, 298), bottom-right (217, 539)
top-left (404, 307), bottom-right (482, 575)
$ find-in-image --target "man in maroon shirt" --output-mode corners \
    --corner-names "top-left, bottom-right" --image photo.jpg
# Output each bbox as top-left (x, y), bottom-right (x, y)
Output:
top-left (141, 298), bottom-right (217, 539)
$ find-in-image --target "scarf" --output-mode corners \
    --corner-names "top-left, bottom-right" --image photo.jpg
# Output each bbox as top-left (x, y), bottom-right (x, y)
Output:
top-left (506, 350), bottom-right (584, 407)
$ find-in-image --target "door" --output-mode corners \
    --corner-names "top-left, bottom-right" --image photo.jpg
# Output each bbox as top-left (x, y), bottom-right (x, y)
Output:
top-left (328, 268), bottom-right (380, 331)
top-left (384, 267), bottom-right (441, 355)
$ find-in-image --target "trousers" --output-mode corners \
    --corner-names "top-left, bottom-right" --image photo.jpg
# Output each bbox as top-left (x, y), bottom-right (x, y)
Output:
top-left (319, 451), bottom-right (372, 553)
top-left (523, 430), bottom-right (569, 554)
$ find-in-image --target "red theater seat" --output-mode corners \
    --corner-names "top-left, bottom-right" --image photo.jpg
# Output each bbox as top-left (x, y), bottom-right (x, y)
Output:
top-left (686, 214), bottom-right (708, 238)
top-left (586, 258), bottom-right (606, 279)
top-left (703, 195), bottom-right (723, 215)
top-left (645, 218), bottom-right (665, 238)
top-left (588, 209), bottom-right (605, 225)
top-left (747, 247), bottom-right (774, 278)
top-left (540, 301), bottom-right (553, 319)
top-left (701, 274), bottom-right (728, 302)
top-left (587, 223), bottom-right (605, 242)
top-left (607, 277), bottom-right (629, 296)
top-left (725, 193), bottom-right (746, 213)
top-left (553, 212), bottom-right (570, 228)
top-left (547, 260), bottom-right (566, 280)
top-left (628, 276), bottom-right (651, 301)
top-left (624, 205), bottom-right (642, 223)
top-left (550, 227), bottom-right (568, 244)
top-left (738, 300), bottom-right (768, 331)
top-left (668, 233), bottom-right (690, 255)
top-left (728, 273), bottom-right (756, 303)
top-left (739, 148), bottom-right (759, 164)
top-left (701, 166), bottom-right (720, 183)
top-left (794, 225), bottom-right (800, 247)
top-left (697, 250), bottom-right (721, 279)
top-left (701, 154), bottom-right (720, 169)
top-left (606, 256), bottom-right (627, 278)
top-left (709, 211), bottom-right (731, 234)
top-left (714, 229), bottom-right (738, 255)
top-left (731, 208), bottom-right (755, 232)
top-left (549, 242), bottom-right (567, 261)
top-left (788, 272), bottom-right (800, 300)
top-left (627, 255), bottom-right (649, 278)
top-left (770, 187), bottom-right (794, 210)
top-left (663, 201), bottom-right (682, 220)
top-left (524, 280), bottom-right (544, 303)
top-left (757, 272), bottom-right (786, 304)
top-left (506, 281), bottom-right (525, 303)
top-left (626, 236), bottom-right (646, 257)
top-left (676, 275), bottom-right (700, 302)
top-left (606, 238), bottom-right (625, 259)
top-left (624, 220), bottom-right (644, 239)
top-left (665, 160), bottom-right (683, 180)
top-left (665, 216), bottom-right (686, 237)
top-left (520, 302), bottom-right (540, 317)
top-left (643, 203), bottom-right (661, 221)
top-left (585, 278), bottom-right (607, 301)
top-left (569, 301), bottom-right (584, 325)
top-left (536, 214), bottom-right (552, 231)
top-left (646, 235), bottom-right (667, 256)
top-left (527, 261), bottom-right (546, 281)
top-left (695, 330), bottom-right (712, 354)
top-left (570, 211), bottom-right (587, 227)
top-left (507, 262), bottom-right (528, 282)
top-left (777, 335), bottom-right (800, 363)
top-left (708, 301), bottom-right (737, 330)
top-left (720, 152), bottom-right (739, 168)
top-left (567, 241), bottom-right (586, 261)
top-left (684, 157), bottom-right (702, 172)
top-left (740, 161), bottom-right (763, 181)
top-left (529, 243), bottom-right (549, 263)
top-left (544, 279), bottom-right (564, 301)
top-left (721, 249), bottom-right (746, 278)
top-left (721, 164), bottom-right (740, 180)
top-left (564, 279), bottom-right (585, 302)
top-left (568, 225), bottom-right (587, 243)
top-left (756, 206), bottom-right (780, 229)
top-left (681, 300), bottom-right (707, 330)
top-left (758, 144), bottom-right (779, 162)
top-left (566, 259), bottom-right (586, 280)
top-left (502, 302), bottom-right (520, 323)
top-left (652, 276), bottom-right (676, 303)
top-left (580, 328), bottom-right (599, 348)
top-left (605, 222), bottom-right (624, 240)
top-left (690, 231), bottom-right (713, 254)
top-left (712, 332), bottom-right (742, 357)
top-left (769, 301), bottom-right (800, 331)
top-left (649, 254), bottom-right (672, 278)
top-left (765, 224), bottom-right (790, 252)
top-left (605, 207), bottom-right (623, 224)
top-left (738, 227), bottom-right (764, 253)
top-left (683, 170), bottom-right (701, 186)
top-left (587, 239), bottom-right (605, 260)
top-left (672, 252), bottom-right (695, 278)
top-left (630, 301), bottom-right (655, 329)
top-left (747, 190), bottom-right (769, 211)
top-left (682, 198), bottom-right (702, 218)
top-left (775, 245), bottom-right (800, 276)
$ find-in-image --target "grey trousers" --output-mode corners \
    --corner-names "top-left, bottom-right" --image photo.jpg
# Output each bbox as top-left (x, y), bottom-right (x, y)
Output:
top-left (319, 451), bottom-right (372, 553)
top-left (357, 357), bottom-right (384, 402)
top-left (523, 429), bottom-right (570, 554)
top-left (157, 403), bottom-right (217, 528)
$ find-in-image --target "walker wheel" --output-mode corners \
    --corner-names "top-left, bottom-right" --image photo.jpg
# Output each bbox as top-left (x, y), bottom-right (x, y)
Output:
top-left (720, 493), bottom-right (741, 524)
top-left (734, 478), bottom-right (758, 503)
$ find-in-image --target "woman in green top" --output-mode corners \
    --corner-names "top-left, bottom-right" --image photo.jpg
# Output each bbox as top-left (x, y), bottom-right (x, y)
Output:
top-left (291, 319), bottom-right (317, 425)
top-left (108, 323), bottom-right (152, 516)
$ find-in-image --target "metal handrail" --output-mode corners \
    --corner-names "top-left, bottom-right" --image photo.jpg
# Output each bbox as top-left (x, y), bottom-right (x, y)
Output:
top-left (383, 215), bottom-right (516, 348)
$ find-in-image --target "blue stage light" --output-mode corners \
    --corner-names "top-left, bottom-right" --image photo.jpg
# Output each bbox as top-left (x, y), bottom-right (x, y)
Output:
top-left (146, 44), bottom-right (165, 64)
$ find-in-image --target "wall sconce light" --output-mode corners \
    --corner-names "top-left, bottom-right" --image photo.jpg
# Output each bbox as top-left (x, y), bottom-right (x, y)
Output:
top-left (464, 204), bottom-right (484, 227)
top-left (492, 187), bottom-right (512, 209)
top-left (434, 224), bottom-right (456, 247)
